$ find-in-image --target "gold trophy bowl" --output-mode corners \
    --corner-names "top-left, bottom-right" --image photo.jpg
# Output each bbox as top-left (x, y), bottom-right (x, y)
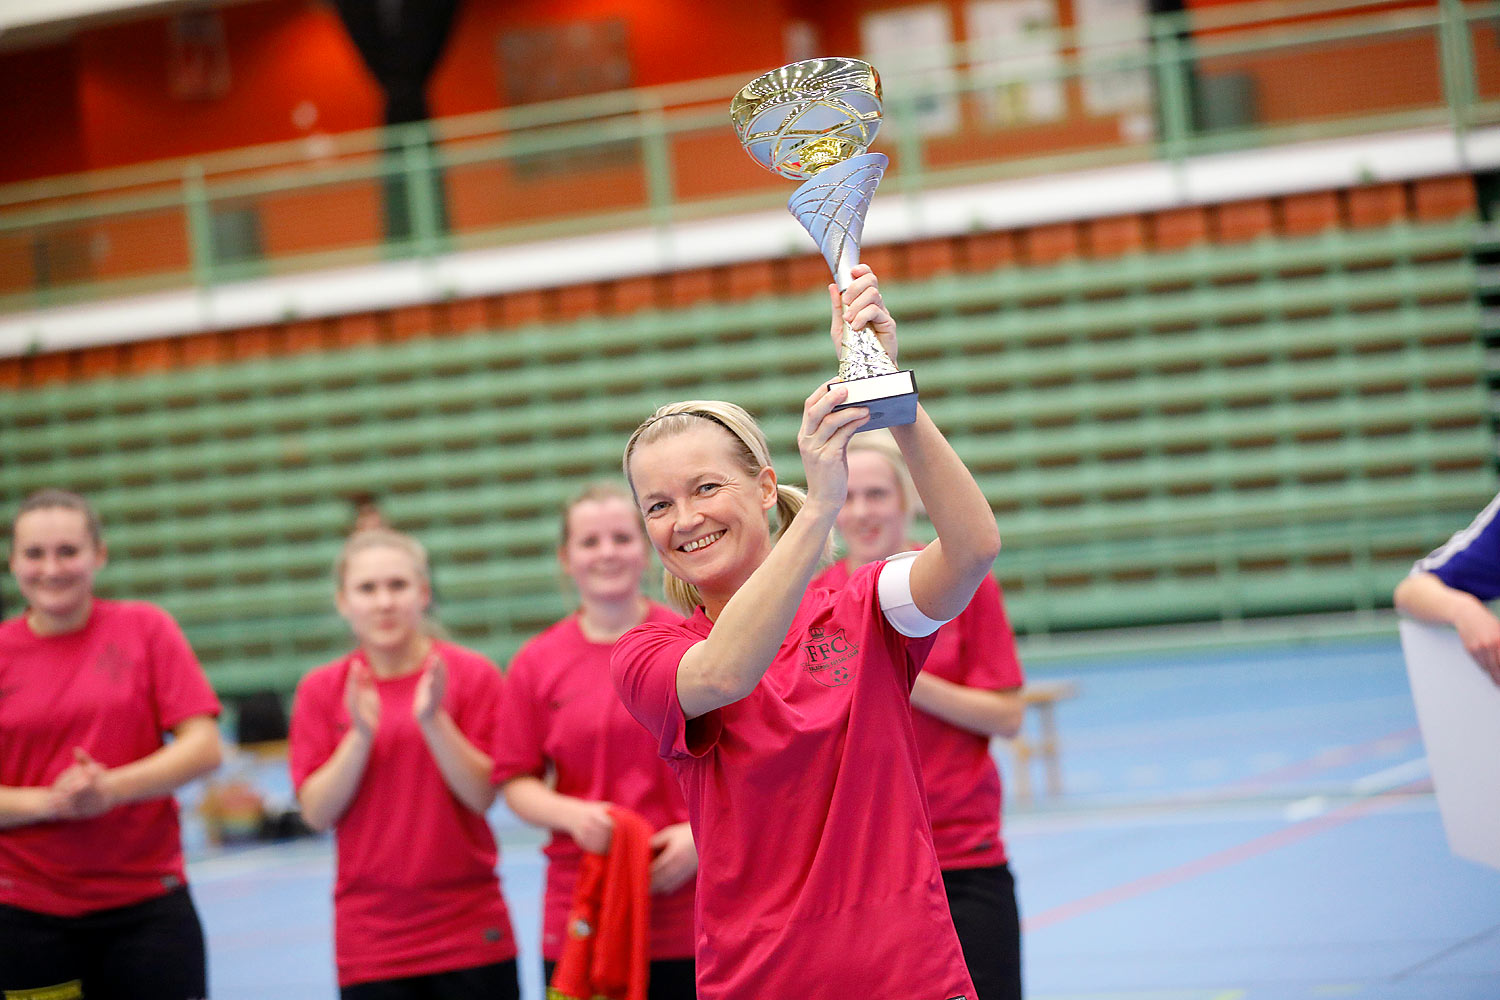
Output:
top-left (731, 57), bottom-right (917, 431)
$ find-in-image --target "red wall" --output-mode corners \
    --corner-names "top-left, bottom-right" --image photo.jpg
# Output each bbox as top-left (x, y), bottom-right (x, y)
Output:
top-left (0, 43), bottom-right (88, 183)
top-left (0, 0), bottom-right (1466, 186)
top-left (4, 0), bottom-right (811, 185)
top-left (432, 0), bottom-right (794, 115)
top-left (75, 1), bottom-right (377, 172)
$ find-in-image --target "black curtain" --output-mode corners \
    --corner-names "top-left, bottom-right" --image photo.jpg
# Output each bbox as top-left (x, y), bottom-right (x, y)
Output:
top-left (334, 0), bottom-right (461, 242)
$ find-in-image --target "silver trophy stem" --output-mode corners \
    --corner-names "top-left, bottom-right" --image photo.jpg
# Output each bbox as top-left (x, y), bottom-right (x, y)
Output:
top-left (787, 153), bottom-right (895, 383)
top-left (835, 319), bottom-right (896, 382)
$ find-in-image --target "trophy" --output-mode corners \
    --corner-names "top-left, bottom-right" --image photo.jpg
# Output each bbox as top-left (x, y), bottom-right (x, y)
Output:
top-left (731, 57), bottom-right (917, 430)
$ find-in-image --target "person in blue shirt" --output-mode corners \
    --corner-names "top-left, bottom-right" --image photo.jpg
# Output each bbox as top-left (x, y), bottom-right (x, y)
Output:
top-left (1395, 493), bottom-right (1500, 685)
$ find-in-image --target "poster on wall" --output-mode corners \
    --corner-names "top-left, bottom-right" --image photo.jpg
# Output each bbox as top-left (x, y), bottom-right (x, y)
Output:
top-left (860, 4), bottom-right (959, 136)
top-left (169, 10), bottom-right (231, 101)
top-left (1074, 0), bottom-right (1151, 115)
top-left (497, 20), bottom-right (634, 176)
top-left (498, 20), bottom-right (632, 106)
top-left (967, 0), bottom-right (1065, 126)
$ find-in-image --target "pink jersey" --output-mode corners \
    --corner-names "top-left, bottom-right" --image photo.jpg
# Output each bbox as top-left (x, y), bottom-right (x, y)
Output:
top-left (814, 558), bottom-right (1024, 869)
top-left (289, 641), bottom-right (517, 987)
top-left (0, 600), bottom-right (221, 917)
top-left (611, 562), bottom-right (975, 1000)
top-left (492, 604), bottom-right (694, 961)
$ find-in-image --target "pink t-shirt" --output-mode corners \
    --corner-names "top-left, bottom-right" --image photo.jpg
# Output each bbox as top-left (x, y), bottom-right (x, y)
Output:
top-left (0, 600), bottom-right (221, 917)
top-left (815, 559), bottom-right (1024, 869)
top-left (492, 604), bottom-right (695, 961)
top-left (289, 641), bottom-right (517, 987)
top-left (611, 563), bottom-right (975, 1000)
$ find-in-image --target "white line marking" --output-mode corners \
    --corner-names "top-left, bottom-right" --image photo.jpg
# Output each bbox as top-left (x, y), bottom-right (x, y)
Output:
top-left (1351, 757), bottom-right (1429, 795)
top-left (1284, 795), bottom-right (1329, 822)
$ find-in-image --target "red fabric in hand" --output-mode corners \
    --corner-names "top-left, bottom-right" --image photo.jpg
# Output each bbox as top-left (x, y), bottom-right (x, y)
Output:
top-left (547, 806), bottom-right (653, 1000)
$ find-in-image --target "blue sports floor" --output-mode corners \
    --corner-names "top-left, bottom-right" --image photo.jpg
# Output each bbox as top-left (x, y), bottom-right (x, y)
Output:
top-left (187, 630), bottom-right (1500, 999)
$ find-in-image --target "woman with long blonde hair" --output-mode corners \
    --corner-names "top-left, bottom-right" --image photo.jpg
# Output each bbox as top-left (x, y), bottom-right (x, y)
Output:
top-left (611, 265), bottom-right (1002, 1000)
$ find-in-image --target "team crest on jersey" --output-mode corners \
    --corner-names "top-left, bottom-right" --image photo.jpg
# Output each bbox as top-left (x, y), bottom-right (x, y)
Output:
top-left (801, 626), bottom-right (857, 687)
top-left (91, 641), bottom-right (128, 683)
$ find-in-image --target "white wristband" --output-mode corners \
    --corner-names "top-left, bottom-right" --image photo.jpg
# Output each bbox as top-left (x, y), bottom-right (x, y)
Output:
top-left (877, 550), bottom-right (950, 638)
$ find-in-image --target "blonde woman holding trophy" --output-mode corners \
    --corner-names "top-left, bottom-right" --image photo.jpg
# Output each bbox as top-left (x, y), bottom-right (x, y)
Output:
top-left (612, 263), bottom-right (1000, 999)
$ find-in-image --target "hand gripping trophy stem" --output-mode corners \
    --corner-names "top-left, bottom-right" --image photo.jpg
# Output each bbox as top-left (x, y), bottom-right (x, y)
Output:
top-left (731, 57), bottom-right (918, 429)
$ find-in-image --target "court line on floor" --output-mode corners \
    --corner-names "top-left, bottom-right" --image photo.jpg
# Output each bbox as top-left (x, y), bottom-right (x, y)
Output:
top-left (1022, 778), bottom-right (1429, 932)
top-left (1045, 727), bottom-right (1426, 815)
top-left (1209, 726), bottom-right (1421, 799)
top-left (1032, 991), bottom-right (1246, 1000)
top-left (1387, 920), bottom-right (1500, 982)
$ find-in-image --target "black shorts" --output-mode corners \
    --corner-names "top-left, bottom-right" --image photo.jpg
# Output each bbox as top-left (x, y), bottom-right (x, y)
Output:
top-left (543, 957), bottom-right (696, 1000)
top-left (942, 863), bottom-right (1023, 1000)
top-left (340, 959), bottom-right (519, 1000)
top-left (0, 886), bottom-right (207, 1000)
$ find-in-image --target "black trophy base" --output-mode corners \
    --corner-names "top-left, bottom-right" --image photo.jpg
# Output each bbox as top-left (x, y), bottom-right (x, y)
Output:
top-left (830, 369), bottom-right (918, 431)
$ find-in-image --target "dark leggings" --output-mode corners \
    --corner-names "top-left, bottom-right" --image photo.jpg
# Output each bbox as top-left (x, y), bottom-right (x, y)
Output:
top-left (543, 957), bottom-right (696, 1000)
top-left (340, 958), bottom-right (519, 1000)
top-left (0, 886), bottom-right (207, 1000)
top-left (942, 863), bottom-right (1023, 1000)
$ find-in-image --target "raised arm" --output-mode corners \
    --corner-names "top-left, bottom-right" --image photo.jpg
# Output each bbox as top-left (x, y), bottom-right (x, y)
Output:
top-left (892, 408), bottom-right (1002, 621)
top-left (835, 265), bottom-right (1001, 621)
top-left (674, 385), bottom-right (867, 718)
top-left (1395, 571), bottom-right (1500, 684)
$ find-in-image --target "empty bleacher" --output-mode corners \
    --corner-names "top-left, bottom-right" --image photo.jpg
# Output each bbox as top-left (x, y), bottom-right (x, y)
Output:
top-left (4, 207), bottom-right (1492, 695)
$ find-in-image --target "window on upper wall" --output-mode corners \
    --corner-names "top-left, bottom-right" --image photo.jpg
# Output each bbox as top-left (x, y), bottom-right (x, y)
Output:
top-left (1072, 0), bottom-right (1152, 117)
top-left (967, 0), bottom-right (1067, 126)
top-left (860, 4), bottom-right (960, 137)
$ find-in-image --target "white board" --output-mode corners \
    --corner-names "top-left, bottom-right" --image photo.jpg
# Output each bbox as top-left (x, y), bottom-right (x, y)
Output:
top-left (1399, 618), bottom-right (1500, 872)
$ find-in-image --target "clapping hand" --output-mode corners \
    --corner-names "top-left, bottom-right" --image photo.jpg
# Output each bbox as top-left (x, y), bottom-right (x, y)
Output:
top-left (344, 662), bottom-right (381, 741)
top-left (413, 656), bottom-right (448, 724)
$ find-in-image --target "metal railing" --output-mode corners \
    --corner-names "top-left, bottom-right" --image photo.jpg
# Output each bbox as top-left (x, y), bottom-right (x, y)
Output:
top-left (2, 0), bottom-right (1496, 314)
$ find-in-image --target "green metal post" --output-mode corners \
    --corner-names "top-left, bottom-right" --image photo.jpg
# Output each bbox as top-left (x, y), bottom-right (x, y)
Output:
top-left (1438, 0), bottom-right (1477, 135)
top-left (641, 99), bottom-right (677, 228)
top-left (890, 91), bottom-right (927, 194)
top-left (183, 163), bottom-right (215, 288)
top-left (1152, 14), bottom-right (1193, 165)
top-left (403, 123), bottom-right (441, 258)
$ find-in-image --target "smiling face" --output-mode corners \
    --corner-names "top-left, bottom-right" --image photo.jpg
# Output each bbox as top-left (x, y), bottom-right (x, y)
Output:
top-left (837, 448), bottom-right (911, 567)
top-left (10, 507), bottom-right (107, 632)
top-left (627, 422), bottom-right (778, 607)
top-left (336, 544), bottom-right (431, 655)
top-left (560, 496), bottom-right (650, 606)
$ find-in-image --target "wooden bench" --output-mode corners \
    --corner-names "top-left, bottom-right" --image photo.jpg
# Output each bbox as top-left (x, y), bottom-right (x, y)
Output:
top-left (1006, 680), bottom-right (1080, 803)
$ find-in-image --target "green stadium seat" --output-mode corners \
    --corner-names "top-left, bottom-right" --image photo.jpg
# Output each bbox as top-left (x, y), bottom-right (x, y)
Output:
top-left (6, 219), bottom-right (1492, 694)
